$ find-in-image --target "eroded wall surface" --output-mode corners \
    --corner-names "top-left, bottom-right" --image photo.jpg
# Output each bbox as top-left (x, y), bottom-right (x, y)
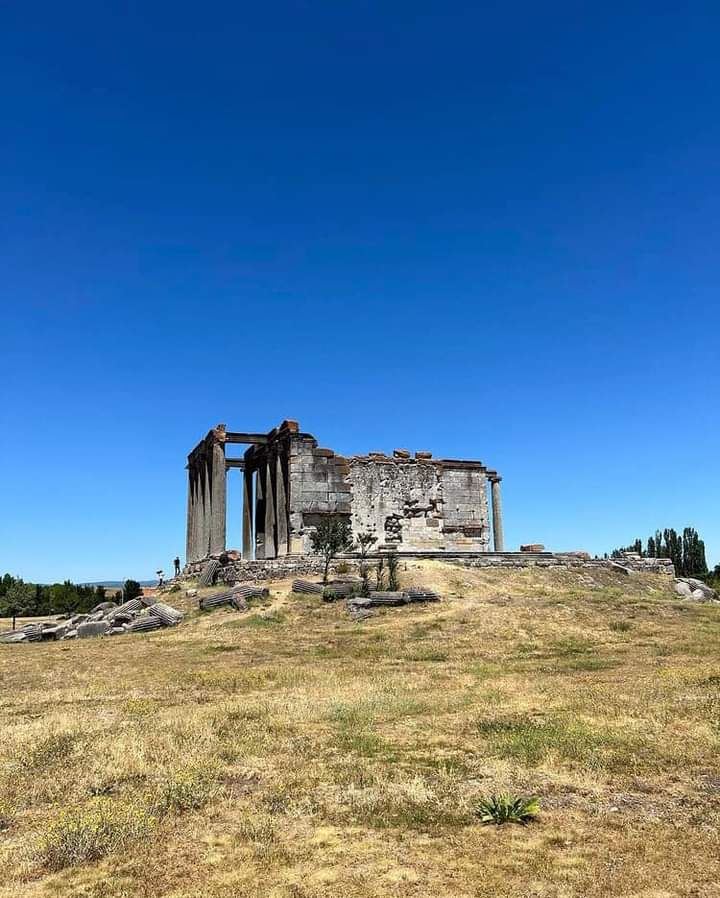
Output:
top-left (285, 438), bottom-right (492, 552)
top-left (347, 455), bottom-right (490, 551)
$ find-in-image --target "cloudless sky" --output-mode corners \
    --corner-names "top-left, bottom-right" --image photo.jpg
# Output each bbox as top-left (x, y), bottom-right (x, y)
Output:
top-left (1, 1), bottom-right (719, 582)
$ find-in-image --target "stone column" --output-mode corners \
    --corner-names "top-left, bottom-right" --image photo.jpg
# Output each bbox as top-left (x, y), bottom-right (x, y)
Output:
top-left (275, 453), bottom-right (288, 557)
top-left (264, 459), bottom-right (277, 559)
top-left (255, 465), bottom-right (266, 559)
top-left (242, 468), bottom-right (254, 560)
top-left (191, 466), bottom-right (201, 562)
top-left (210, 438), bottom-right (227, 555)
top-left (200, 456), bottom-right (211, 558)
top-left (185, 465), bottom-right (194, 563)
top-left (491, 477), bottom-right (504, 552)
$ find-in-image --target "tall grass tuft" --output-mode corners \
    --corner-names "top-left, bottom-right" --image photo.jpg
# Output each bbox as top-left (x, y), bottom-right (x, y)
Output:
top-left (37, 799), bottom-right (155, 870)
top-left (151, 764), bottom-right (221, 816)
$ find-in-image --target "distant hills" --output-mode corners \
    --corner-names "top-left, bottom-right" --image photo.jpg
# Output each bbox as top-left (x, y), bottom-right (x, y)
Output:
top-left (81, 581), bottom-right (157, 588)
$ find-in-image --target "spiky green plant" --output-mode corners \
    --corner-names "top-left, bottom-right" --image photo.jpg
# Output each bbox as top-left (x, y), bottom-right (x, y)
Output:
top-left (475, 794), bottom-right (540, 826)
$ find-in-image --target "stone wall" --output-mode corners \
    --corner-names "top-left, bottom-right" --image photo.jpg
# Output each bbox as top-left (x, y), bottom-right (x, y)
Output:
top-left (184, 555), bottom-right (334, 584)
top-left (287, 434), bottom-right (352, 553)
top-left (347, 454), bottom-right (490, 552)
top-left (449, 552), bottom-right (675, 575)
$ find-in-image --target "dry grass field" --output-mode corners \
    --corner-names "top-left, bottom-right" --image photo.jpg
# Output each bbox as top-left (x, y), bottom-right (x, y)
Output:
top-left (1, 561), bottom-right (719, 898)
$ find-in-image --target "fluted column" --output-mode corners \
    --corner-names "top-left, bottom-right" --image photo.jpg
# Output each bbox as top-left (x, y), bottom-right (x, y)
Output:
top-left (275, 454), bottom-right (288, 557)
top-left (255, 465), bottom-right (266, 559)
top-left (242, 468), bottom-right (254, 560)
top-left (210, 438), bottom-right (227, 554)
top-left (264, 459), bottom-right (277, 559)
top-left (200, 457), bottom-right (211, 558)
top-left (491, 477), bottom-right (504, 552)
top-left (191, 467), bottom-right (201, 562)
top-left (186, 466), bottom-right (193, 563)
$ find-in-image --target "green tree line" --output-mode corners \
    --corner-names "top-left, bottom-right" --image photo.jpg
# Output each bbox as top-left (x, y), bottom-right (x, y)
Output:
top-left (0, 575), bottom-right (143, 619)
top-left (612, 527), bottom-right (709, 579)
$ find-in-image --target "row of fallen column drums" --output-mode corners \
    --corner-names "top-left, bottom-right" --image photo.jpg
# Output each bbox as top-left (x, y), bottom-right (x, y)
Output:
top-left (0, 598), bottom-right (185, 644)
top-left (196, 581), bottom-right (441, 612)
top-left (292, 579), bottom-right (441, 606)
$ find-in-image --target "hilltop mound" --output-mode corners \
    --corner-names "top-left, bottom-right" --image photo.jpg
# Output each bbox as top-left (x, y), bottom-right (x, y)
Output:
top-left (0, 562), bottom-right (718, 898)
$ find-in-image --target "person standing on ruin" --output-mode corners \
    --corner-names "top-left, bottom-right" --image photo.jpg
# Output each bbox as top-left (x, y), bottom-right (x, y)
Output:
top-left (173, 556), bottom-right (180, 577)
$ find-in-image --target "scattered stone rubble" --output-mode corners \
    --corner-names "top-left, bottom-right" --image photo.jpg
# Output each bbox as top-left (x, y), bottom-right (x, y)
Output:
top-left (0, 597), bottom-right (185, 645)
top-left (673, 578), bottom-right (718, 603)
top-left (292, 578), bottom-right (358, 601)
top-left (198, 584), bottom-right (269, 611)
top-left (291, 578), bottom-right (441, 614)
top-left (348, 588), bottom-right (441, 612)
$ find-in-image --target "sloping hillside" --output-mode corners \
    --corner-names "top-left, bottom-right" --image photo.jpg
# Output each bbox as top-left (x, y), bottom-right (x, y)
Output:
top-left (0, 562), bottom-right (719, 898)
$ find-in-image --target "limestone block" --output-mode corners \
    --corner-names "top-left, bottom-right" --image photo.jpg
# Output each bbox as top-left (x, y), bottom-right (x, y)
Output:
top-left (77, 621), bottom-right (110, 639)
top-left (686, 577), bottom-right (715, 593)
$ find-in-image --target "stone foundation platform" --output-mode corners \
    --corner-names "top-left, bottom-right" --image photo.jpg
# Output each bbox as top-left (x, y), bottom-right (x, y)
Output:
top-left (183, 551), bottom-right (674, 585)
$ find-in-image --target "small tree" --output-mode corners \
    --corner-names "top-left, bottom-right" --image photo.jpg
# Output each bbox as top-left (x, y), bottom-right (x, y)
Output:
top-left (355, 532), bottom-right (377, 597)
top-left (123, 579), bottom-right (143, 602)
top-left (310, 518), bottom-right (353, 584)
top-left (707, 564), bottom-right (720, 591)
top-left (1, 580), bottom-right (35, 629)
top-left (375, 556), bottom-right (385, 591)
top-left (387, 551), bottom-right (400, 591)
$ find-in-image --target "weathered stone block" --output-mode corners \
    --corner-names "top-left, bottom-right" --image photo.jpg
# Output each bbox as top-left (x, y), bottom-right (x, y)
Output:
top-left (77, 621), bottom-right (110, 639)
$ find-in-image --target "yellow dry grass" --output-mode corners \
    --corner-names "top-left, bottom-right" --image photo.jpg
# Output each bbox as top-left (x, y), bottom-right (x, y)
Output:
top-left (1, 560), bottom-right (719, 898)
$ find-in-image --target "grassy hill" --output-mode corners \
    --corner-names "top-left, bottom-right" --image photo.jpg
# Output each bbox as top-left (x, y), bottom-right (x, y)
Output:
top-left (0, 561), bottom-right (719, 897)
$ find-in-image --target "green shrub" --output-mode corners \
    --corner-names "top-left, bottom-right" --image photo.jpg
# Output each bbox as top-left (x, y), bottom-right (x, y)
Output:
top-left (18, 731), bottom-right (79, 770)
top-left (38, 800), bottom-right (155, 870)
top-left (151, 764), bottom-right (220, 816)
top-left (476, 794), bottom-right (540, 825)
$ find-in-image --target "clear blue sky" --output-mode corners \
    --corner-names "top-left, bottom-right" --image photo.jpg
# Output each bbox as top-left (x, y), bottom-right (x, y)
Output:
top-left (2, 2), bottom-right (718, 583)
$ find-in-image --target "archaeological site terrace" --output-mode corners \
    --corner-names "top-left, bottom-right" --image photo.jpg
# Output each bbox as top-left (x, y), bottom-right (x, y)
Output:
top-left (185, 419), bottom-right (504, 563)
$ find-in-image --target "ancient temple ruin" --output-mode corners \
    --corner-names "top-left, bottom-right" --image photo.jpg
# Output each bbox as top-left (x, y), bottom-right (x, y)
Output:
top-left (185, 419), bottom-right (504, 563)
